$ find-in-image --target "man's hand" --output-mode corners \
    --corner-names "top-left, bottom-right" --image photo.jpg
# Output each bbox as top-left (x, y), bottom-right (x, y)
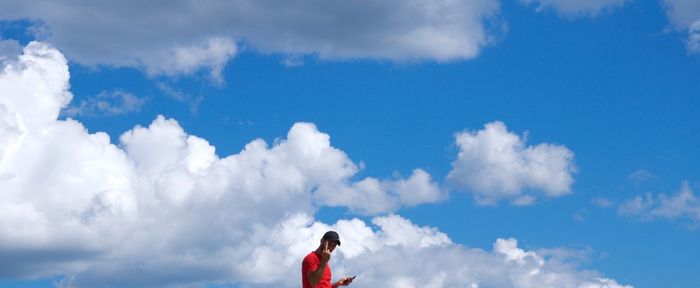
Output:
top-left (309, 240), bottom-right (333, 287)
top-left (335, 276), bottom-right (354, 287)
top-left (320, 240), bottom-right (332, 264)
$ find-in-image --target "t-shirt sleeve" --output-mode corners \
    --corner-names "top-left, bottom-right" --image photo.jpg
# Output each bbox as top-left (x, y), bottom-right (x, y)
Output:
top-left (302, 254), bottom-right (320, 274)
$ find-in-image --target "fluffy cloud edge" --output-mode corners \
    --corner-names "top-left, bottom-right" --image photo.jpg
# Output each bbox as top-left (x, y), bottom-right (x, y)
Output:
top-left (619, 181), bottom-right (700, 224)
top-left (0, 0), bottom-right (504, 79)
top-left (520, 0), bottom-right (628, 18)
top-left (63, 90), bottom-right (146, 117)
top-left (447, 121), bottom-right (576, 206)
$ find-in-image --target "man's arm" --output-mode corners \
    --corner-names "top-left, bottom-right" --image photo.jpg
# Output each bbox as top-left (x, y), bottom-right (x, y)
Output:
top-left (332, 277), bottom-right (354, 287)
top-left (307, 261), bottom-right (327, 287)
top-left (307, 241), bottom-right (331, 287)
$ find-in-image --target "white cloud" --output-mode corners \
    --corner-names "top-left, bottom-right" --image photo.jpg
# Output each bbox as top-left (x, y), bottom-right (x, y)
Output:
top-left (0, 43), bottom-right (135, 278)
top-left (520, 0), bottom-right (627, 17)
top-left (688, 20), bottom-right (700, 53)
top-left (63, 90), bottom-right (146, 117)
top-left (619, 182), bottom-right (700, 223)
top-left (314, 168), bottom-right (445, 215)
top-left (592, 197), bottom-right (614, 208)
top-left (0, 42), bottom-right (628, 288)
top-left (660, 0), bottom-right (700, 54)
top-left (282, 55), bottom-right (304, 68)
top-left (661, 0), bottom-right (700, 29)
top-left (54, 213), bottom-right (633, 288)
top-left (142, 37), bottom-right (237, 83)
top-left (331, 233), bottom-right (632, 288)
top-left (0, 0), bottom-right (503, 78)
top-left (156, 82), bottom-right (188, 101)
top-left (627, 169), bottom-right (656, 182)
top-left (447, 121), bottom-right (576, 205)
top-left (0, 41), bottom-right (72, 131)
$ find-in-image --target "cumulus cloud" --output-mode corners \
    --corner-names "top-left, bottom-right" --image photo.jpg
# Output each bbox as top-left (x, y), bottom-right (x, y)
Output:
top-left (520, 0), bottom-right (627, 17)
top-left (314, 168), bottom-right (445, 215)
top-left (619, 182), bottom-right (700, 224)
top-left (447, 121), bottom-right (576, 205)
top-left (108, 212), bottom-right (630, 288)
top-left (63, 90), bottom-right (146, 117)
top-left (0, 0), bottom-right (503, 78)
top-left (55, 213), bottom-right (633, 288)
top-left (0, 42), bottom-right (627, 287)
top-left (0, 42), bottom-right (133, 278)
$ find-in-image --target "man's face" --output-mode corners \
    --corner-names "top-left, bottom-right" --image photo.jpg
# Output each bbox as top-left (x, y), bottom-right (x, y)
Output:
top-left (323, 239), bottom-right (339, 253)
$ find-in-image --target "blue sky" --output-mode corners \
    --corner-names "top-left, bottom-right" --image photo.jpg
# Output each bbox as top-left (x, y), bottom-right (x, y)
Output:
top-left (0, 1), bottom-right (699, 287)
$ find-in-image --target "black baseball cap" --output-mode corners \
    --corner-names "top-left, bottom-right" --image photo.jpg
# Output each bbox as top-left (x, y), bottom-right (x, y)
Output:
top-left (322, 231), bottom-right (341, 246)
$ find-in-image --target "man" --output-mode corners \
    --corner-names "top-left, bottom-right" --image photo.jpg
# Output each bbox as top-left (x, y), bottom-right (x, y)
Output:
top-left (302, 231), bottom-right (354, 288)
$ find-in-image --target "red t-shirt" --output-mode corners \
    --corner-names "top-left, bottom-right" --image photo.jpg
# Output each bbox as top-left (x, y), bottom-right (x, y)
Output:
top-left (302, 251), bottom-right (332, 288)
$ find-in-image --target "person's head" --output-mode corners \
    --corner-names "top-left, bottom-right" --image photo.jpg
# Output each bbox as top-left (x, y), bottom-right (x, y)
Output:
top-left (320, 230), bottom-right (341, 252)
